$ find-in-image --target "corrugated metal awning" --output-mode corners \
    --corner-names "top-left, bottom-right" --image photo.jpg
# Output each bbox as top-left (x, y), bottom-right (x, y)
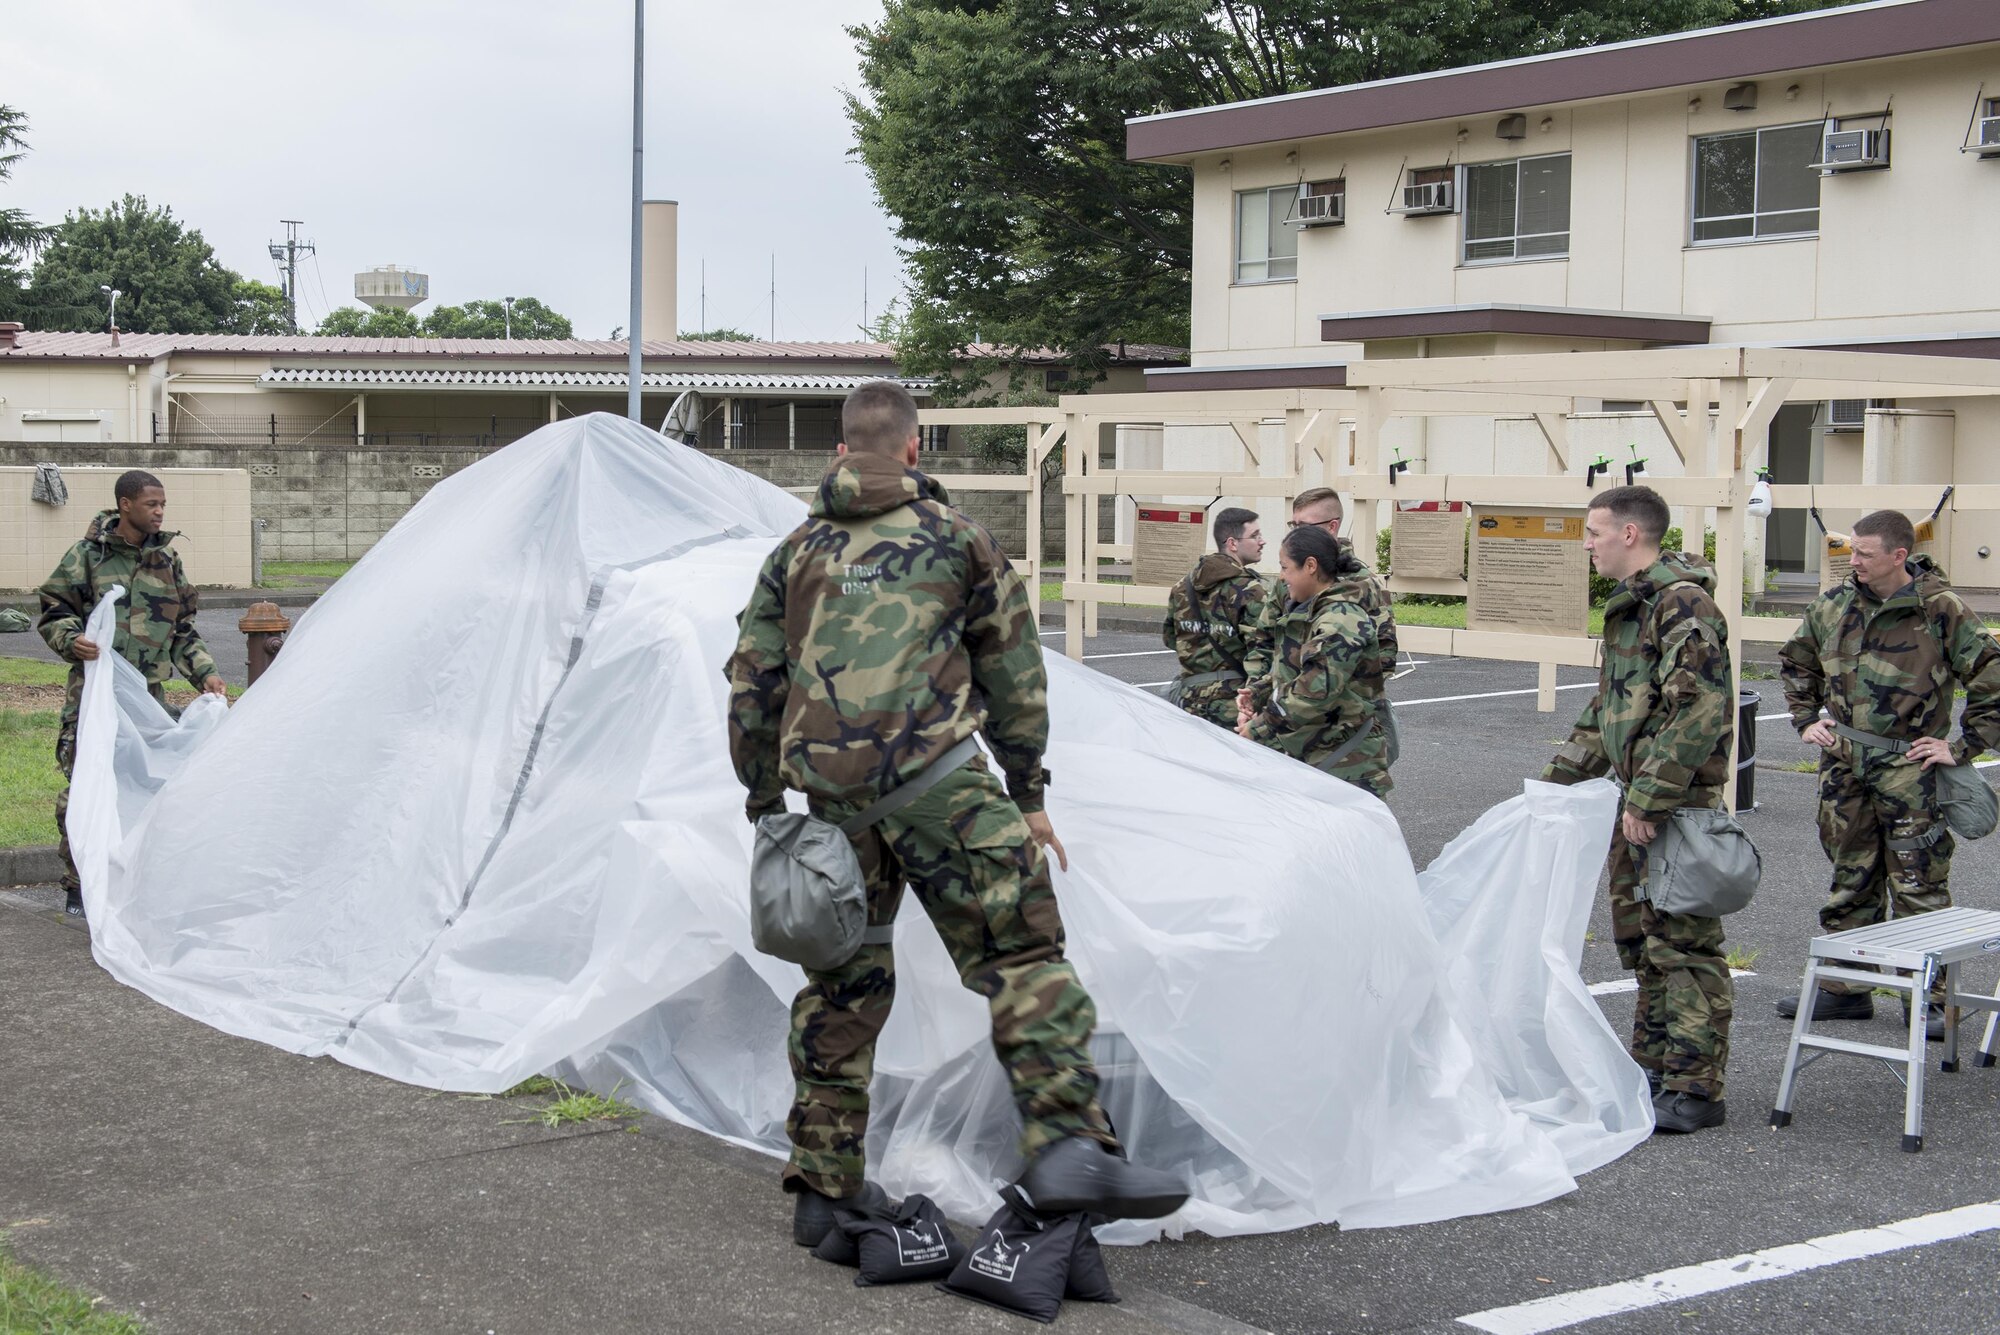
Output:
top-left (259, 367), bottom-right (931, 394)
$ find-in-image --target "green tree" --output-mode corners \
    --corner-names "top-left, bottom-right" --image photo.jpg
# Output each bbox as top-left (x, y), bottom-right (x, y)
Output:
top-left (849, 0), bottom-right (1855, 399)
top-left (15, 194), bottom-right (242, 333)
top-left (225, 278), bottom-right (293, 335)
top-left (678, 326), bottom-right (758, 341)
top-left (422, 296), bottom-right (573, 339)
top-left (316, 304), bottom-right (425, 337)
top-left (0, 105), bottom-right (53, 298)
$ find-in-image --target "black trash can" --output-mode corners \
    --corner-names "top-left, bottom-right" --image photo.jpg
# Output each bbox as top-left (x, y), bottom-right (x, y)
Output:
top-left (1737, 689), bottom-right (1759, 811)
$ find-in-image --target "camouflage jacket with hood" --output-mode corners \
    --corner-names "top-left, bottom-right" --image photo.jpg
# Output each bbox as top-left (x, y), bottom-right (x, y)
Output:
top-left (725, 451), bottom-right (1050, 821)
top-left (1544, 551), bottom-right (1732, 817)
top-left (1243, 537), bottom-right (1396, 712)
top-left (1160, 552), bottom-right (1272, 686)
top-left (38, 509), bottom-right (219, 723)
top-left (1243, 545), bottom-right (1395, 792)
top-left (1779, 554), bottom-right (2000, 764)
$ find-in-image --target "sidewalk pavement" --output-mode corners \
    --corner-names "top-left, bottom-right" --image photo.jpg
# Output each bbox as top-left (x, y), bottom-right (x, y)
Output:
top-left (0, 889), bottom-right (1252, 1335)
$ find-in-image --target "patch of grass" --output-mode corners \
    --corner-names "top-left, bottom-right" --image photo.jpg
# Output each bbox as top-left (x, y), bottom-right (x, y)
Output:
top-left (1388, 600), bottom-right (1607, 637)
top-left (1781, 758), bottom-right (1821, 773)
top-left (501, 1075), bottom-right (561, 1098)
top-left (1739, 662), bottom-right (1778, 681)
top-left (258, 559), bottom-right (356, 590)
top-left (1725, 945), bottom-right (1763, 971)
top-left (0, 657), bottom-right (69, 688)
top-left (0, 709), bottom-right (63, 848)
top-left (0, 1239), bottom-right (145, 1334)
top-left (502, 1079), bottom-right (642, 1129)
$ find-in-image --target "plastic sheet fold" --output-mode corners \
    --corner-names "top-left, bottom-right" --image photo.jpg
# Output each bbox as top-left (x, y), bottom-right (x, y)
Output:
top-left (66, 413), bottom-right (1649, 1241)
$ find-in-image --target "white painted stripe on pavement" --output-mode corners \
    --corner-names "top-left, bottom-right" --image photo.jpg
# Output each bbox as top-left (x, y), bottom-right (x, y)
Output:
top-left (1456, 1198), bottom-right (2000, 1335)
top-left (1083, 649), bottom-right (1177, 660)
top-left (1392, 682), bottom-right (1597, 708)
top-left (1756, 712), bottom-right (1792, 722)
top-left (1587, 969), bottom-right (1755, 997)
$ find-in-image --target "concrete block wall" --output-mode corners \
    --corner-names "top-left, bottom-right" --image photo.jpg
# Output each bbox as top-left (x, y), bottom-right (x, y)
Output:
top-left (0, 441), bottom-right (1065, 581)
top-left (2, 465), bottom-right (252, 589)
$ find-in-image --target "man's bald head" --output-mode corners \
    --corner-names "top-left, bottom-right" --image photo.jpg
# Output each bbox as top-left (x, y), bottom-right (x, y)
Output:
top-left (840, 380), bottom-right (921, 456)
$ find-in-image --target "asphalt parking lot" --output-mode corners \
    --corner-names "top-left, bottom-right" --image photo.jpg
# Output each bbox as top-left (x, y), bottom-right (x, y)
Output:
top-left (1055, 622), bottom-right (2000, 1335)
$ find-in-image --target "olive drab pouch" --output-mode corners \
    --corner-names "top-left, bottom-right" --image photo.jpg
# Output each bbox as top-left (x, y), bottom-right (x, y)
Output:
top-left (812, 1193), bottom-right (965, 1286)
top-left (1937, 763), bottom-right (1999, 840)
top-left (1377, 695), bottom-right (1401, 767)
top-left (1642, 807), bottom-right (1760, 918)
top-left (747, 737), bottom-right (979, 972)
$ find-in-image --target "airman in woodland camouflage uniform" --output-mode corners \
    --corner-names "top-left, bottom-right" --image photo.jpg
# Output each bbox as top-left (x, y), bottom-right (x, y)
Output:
top-left (1162, 507), bottom-right (1273, 728)
top-left (37, 471), bottom-right (226, 919)
top-left (724, 381), bottom-right (1186, 1248)
top-left (1238, 524), bottom-right (1396, 797)
top-left (1778, 509), bottom-right (2000, 1039)
top-left (1240, 487), bottom-right (1398, 732)
top-left (1541, 486), bottom-right (1734, 1134)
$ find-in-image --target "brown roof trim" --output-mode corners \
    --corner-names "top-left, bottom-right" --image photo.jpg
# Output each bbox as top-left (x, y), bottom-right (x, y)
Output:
top-left (1808, 335), bottom-right (2000, 359)
top-left (1145, 363), bottom-right (1349, 391)
top-left (1319, 304), bottom-right (1711, 345)
top-left (1128, 0), bottom-right (2000, 161)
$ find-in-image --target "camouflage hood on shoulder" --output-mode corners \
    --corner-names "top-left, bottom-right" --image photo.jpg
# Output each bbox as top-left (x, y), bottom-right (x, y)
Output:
top-left (82, 508), bottom-right (179, 551)
top-left (1868, 552), bottom-right (1951, 607)
top-left (1606, 550), bottom-right (1715, 617)
top-left (1190, 552), bottom-right (1253, 592)
top-left (809, 452), bottom-right (949, 521)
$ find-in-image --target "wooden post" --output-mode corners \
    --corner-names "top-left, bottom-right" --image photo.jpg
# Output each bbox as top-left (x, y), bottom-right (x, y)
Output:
top-left (1063, 411), bottom-right (1085, 661)
top-left (1716, 375), bottom-right (1751, 814)
top-left (1349, 387), bottom-right (1385, 570)
top-left (1083, 415), bottom-right (1102, 638)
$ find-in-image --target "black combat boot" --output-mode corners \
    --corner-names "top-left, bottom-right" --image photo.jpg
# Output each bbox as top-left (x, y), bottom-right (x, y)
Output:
top-left (63, 888), bottom-right (85, 920)
top-left (791, 1181), bottom-right (887, 1248)
top-left (1775, 989), bottom-right (1872, 1021)
top-left (1651, 1090), bottom-right (1726, 1134)
top-left (1903, 1001), bottom-right (1949, 1043)
top-left (1016, 1136), bottom-right (1189, 1221)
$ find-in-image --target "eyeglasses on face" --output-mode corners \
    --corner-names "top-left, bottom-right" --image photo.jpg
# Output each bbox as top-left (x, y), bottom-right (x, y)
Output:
top-left (1286, 517), bottom-right (1341, 530)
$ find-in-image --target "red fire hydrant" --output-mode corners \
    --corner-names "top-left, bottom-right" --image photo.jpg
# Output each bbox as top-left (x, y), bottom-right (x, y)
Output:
top-left (238, 602), bottom-right (291, 686)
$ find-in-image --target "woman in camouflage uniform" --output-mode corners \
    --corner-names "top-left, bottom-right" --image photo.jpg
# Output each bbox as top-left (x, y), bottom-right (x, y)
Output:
top-left (1236, 525), bottom-right (1394, 797)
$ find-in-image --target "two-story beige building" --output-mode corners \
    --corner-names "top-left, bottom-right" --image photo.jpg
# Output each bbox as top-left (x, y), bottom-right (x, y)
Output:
top-left (1125, 0), bottom-right (2000, 577)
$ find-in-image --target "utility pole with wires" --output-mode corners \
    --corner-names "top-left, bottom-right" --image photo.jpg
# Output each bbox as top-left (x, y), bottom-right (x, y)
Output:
top-left (267, 220), bottom-right (315, 335)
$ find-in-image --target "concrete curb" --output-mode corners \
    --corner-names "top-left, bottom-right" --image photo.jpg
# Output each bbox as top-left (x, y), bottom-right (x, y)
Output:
top-left (2, 587), bottom-right (327, 615)
top-left (1, 844), bottom-right (63, 888)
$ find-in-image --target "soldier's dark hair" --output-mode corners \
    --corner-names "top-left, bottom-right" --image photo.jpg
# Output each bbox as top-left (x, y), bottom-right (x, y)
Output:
top-left (115, 470), bottom-right (164, 502)
top-left (1292, 487), bottom-right (1343, 521)
top-left (1213, 506), bottom-right (1258, 551)
top-left (1853, 509), bottom-right (1917, 555)
top-left (1588, 485), bottom-right (1669, 545)
top-left (1280, 523), bottom-right (1344, 580)
top-left (840, 380), bottom-right (921, 456)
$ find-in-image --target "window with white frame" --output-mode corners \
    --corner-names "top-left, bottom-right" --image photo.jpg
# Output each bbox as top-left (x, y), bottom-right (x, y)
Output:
top-left (1235, 185), bottom-right (1298, 282)
top-left (1462, 154), bottom-right (1571, 262)
top-left (1691, 122), bottom-right (1821, 242)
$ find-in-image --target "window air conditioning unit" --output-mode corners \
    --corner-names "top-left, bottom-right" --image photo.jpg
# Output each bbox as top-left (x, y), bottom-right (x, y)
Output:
top-left (1826, 399), bottom-right (1867, 432)
top-left (1975, 112), bottom-right (2000, 158)
top-left (1814, 126), bottom-right (1890, 172)
top-left (1398, 177), bottom-right (1455, 215)
top-left (1293, 185), bottom-right (1345, 227)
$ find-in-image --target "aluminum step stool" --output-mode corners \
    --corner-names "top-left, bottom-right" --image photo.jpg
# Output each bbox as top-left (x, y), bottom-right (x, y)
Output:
top-left (1770, 907), bottom-right (2000, 1151)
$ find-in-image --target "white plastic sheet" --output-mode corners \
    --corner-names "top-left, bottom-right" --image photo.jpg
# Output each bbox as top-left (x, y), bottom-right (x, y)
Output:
top-left (66, 413), bottom-right (1649, 1241)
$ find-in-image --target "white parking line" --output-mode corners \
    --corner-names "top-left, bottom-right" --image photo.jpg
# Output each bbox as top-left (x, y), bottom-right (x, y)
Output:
top-left (1083, 649), bottom-right (1176, 660)
top-left (1587, 970), bottom-right (1755, 997)
top-left (1393, 683), bottom-right (1598, 709)
top-left (1756, 712), bottom-right (1792, 722)
top-left (1456, 1198), bottom-right (2000, 1334)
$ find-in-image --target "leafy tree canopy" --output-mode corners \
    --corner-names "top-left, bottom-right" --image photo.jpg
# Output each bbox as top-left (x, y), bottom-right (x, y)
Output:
top-left (849, 0), bottom-right (1856, 400)
top-left (678, 326), bottom-right (759, 341)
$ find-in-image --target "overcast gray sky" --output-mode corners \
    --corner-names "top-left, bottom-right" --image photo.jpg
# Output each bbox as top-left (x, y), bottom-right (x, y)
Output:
top-left (5, 0), bottom-right (906, 340)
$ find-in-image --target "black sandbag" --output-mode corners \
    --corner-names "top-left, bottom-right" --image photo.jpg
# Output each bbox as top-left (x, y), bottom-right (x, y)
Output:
top-left (939, 1193), bottom-right (1081, 1323)
top-left (1064, 1215), bottom-right (1119, 1304)
top-left (814, 1193), bottom-right (964, 1286)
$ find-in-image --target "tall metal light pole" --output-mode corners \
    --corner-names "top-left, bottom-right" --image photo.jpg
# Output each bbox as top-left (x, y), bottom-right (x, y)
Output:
top-left (99, 284), bottom-right (121, 332)
top-left (502, 295), bottom-right (515, 340)
top-left (627, 0), bottom-right (645, 421)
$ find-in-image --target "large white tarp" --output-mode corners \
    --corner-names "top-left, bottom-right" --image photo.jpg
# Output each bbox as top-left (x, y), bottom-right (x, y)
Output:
top-left (67, 413), bottom-right (1648, 1242)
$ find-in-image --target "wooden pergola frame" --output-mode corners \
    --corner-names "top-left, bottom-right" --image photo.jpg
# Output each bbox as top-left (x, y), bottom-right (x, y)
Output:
top-left (918, 348), bottom-right (2000, 812)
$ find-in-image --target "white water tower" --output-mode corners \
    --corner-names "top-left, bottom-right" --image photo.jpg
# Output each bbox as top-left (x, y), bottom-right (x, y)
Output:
top-left (354, 265), bottom-right (430, 311)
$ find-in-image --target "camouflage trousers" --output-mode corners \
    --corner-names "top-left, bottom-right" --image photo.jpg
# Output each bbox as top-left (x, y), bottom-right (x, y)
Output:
top-left (785, 757), bottom-right (1117, 1198)
top-left (1177, 681), bottom-right (1242, 731)
top-left (1610, 826), bottom-right (1733, 1100)
top-left (1815, 751), bottom-right (1953, 998)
